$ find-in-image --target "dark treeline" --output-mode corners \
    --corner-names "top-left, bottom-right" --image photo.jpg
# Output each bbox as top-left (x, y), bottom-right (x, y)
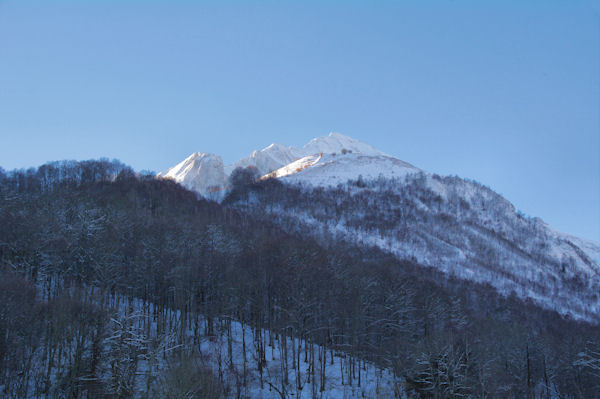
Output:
top-left (0, 161), bottom-right (599, 398)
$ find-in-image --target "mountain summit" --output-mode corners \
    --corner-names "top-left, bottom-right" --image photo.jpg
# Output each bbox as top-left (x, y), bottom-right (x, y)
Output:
top-left (157, 152), bottom-right (226, 196)
top-left (300, 132), bottom-right (386, 157)
top-left (159, 132), bottom-right (403, 196)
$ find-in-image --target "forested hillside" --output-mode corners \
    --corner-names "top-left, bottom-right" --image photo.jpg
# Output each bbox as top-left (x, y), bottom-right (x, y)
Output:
top-left (1, 160), bottom-right (599, 398)
top-left (228, 170), bottom-right (600, 323)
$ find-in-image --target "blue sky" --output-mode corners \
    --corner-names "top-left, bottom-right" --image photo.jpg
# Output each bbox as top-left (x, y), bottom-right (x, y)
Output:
top-left (0, 1), bottom-right (598, 241)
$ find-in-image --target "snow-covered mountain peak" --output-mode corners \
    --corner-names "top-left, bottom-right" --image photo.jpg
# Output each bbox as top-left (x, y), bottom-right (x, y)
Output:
top-left (158, 152), bottom-right (217, 178)
top-left (160, 132), bottom-right (399, 196)
top-left (225, 141), bottom-right (300, 176)
top-left (264, 142), bottom-right (293, 152)
top-left (158, 152), bottom-right (227, 198)
top-left (301, 132), bottom-right (386, 157)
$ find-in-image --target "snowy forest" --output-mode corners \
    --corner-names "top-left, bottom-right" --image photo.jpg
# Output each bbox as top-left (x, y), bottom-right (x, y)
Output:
top-left (229, 169), bottom-right (600, 323)
top-left (1, 160), bottom-right (599, 398)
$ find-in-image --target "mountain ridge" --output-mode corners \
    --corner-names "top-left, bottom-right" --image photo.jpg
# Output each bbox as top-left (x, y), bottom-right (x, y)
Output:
top-left (158, 132), bottom-right (394, 196)
top-left (159, 132), bottom-right (598, 247)
top-left (158, 132), bottom-right (600, 322)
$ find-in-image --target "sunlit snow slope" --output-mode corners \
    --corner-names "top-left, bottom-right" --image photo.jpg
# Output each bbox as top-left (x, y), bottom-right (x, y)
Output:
top-left (270, 152), bottom-right (419, 186)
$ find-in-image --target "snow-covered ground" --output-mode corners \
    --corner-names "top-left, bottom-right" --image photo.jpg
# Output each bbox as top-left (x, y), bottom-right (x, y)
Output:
top-left (199, 319), bottom-right (398, 399)
top-left (10, 286), bottom-right (400, 398)
top-left (108, 294), bottom-right (400, 399)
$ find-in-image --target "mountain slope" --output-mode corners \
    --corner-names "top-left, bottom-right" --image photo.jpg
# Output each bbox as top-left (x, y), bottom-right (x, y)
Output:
top-left (2, 159), bottom-right (600, 397)
top-left (161, 132), bottom-right (600, 322)
top-left (232, 173), bottom-right (600, 322)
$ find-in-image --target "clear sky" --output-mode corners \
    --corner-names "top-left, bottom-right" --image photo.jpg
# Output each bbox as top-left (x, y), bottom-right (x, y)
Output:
top-left (0, 1), bottom-right (598, 241)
